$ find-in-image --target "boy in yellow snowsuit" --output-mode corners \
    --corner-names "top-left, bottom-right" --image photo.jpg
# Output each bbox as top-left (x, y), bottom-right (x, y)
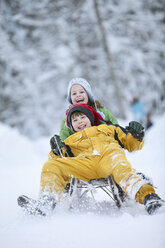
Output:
top-left (40, 104), bottom-right (164, 215)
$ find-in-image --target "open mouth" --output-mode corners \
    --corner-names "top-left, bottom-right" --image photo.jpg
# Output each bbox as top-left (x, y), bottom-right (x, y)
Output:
top-left (76, 99), bottom-right (84, 103)
top-left (78, 125), bottom-right (86, 130)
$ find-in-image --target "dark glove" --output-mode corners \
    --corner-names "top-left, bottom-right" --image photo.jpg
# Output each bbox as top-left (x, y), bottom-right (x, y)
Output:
top-left (126, 121), bottom-right (144, 141)
top-left (50, 135), bottom-right (65, 155)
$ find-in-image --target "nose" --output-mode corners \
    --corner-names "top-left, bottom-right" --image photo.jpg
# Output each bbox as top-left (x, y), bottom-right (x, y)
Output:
top-left (76, 94), bottom-right (81, 98)
top-left (78, 118), bottom-right (83, 123)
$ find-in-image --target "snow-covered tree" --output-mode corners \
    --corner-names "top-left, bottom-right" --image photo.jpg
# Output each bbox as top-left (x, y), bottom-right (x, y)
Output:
top-left (0, 0), bottom-right (164, 138)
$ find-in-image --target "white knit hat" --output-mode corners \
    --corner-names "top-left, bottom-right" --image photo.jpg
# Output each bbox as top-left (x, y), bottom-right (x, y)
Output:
top-left (67, 78), bottom-right (95, 105)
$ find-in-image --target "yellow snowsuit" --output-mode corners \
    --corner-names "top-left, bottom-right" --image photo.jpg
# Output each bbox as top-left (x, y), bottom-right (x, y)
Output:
top-left (40, 124), bottom-right (154, 203)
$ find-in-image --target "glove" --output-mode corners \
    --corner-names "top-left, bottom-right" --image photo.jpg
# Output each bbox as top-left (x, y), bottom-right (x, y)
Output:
top-left (126, 121), bottom-right (144, 141)
top-left (50, 135), bottom-right (65, 155)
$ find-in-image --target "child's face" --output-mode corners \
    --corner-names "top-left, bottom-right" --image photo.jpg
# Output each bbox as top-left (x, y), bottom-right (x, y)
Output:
top-left (71, 84), bottom-right (88, 105)
top-left (71, 113), bottom-right (91, 132)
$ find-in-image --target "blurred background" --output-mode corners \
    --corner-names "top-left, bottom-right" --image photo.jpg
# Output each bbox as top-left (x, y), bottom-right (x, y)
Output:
top-left (0, 0), bottom-right (165, 139)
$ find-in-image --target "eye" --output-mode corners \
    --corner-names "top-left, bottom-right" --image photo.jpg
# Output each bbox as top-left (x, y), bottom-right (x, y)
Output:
top-left (72, 118), bottom-right (77, 122)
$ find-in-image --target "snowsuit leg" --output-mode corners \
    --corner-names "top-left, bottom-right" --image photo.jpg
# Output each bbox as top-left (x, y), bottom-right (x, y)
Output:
top-left (40, 155), bottom-right (101, 197)
top-left (96, 145), bottom-right (154, 201)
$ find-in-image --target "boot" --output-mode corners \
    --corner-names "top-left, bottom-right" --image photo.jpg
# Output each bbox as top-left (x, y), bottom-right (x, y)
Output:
top-left (37, 194), bottom-right (56, 215)
top-left (18, 194), bottom-right (56, 216)
top-left (144, 193), bottom-right (165, 215)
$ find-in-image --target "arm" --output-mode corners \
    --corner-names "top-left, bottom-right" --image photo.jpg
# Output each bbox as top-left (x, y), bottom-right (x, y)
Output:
top-left (50, 133), bottom-right (74, 157)
top-left (113, 122), bottom-right (144, 152)
top-left (59, 118), bottom-right (75, 141)
top-left (98, 107), bottom-right (118, 125)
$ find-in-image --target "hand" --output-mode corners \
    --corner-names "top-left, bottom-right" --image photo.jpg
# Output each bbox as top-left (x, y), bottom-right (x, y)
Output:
top-left (126, 121), bottom-right (144, 141)
top-left (50, 135), bottom-right (65, 155)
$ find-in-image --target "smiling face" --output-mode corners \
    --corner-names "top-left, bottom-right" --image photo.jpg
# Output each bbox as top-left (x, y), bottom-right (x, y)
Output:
top-left (70, 84), bottom-right (89, 105)
top-left (71, 112), bottom-right (91, 132)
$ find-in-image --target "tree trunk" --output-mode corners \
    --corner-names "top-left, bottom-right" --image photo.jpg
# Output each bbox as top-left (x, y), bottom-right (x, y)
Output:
top-left (93, 0), bottom-right (126, 119)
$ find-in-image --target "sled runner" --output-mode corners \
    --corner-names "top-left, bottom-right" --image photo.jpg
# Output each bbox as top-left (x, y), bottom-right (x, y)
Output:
top-left (17, 175), bottom-right (127, 216)
top-left (65, 175), bottom-right (127, 208)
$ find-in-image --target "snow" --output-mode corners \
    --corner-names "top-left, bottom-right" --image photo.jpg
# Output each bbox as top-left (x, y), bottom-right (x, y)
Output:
top-left (0, 115), bottom-right (165, 248)
top-left (1, 0), bottom-right (165, 139)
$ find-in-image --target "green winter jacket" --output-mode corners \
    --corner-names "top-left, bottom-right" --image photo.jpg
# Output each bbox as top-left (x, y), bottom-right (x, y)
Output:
top-left (59, 107), bottom-right (118, 141)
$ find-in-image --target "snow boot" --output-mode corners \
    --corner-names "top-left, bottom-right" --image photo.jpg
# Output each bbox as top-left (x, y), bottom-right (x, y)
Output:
top-left (144, 193), bottom-right (165, 215)
top-left (17, 194), bottom-right (56, 216)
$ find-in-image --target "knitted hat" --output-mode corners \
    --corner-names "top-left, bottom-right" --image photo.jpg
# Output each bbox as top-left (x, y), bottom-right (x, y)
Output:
top-left (66, 104), bottom-right (105, 130)
top-left (67, 78), bottom-right (95, 106)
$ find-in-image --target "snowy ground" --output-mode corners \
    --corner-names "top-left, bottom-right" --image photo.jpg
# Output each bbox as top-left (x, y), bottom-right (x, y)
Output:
top-left (0, 116), bottom-right (165, 248)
